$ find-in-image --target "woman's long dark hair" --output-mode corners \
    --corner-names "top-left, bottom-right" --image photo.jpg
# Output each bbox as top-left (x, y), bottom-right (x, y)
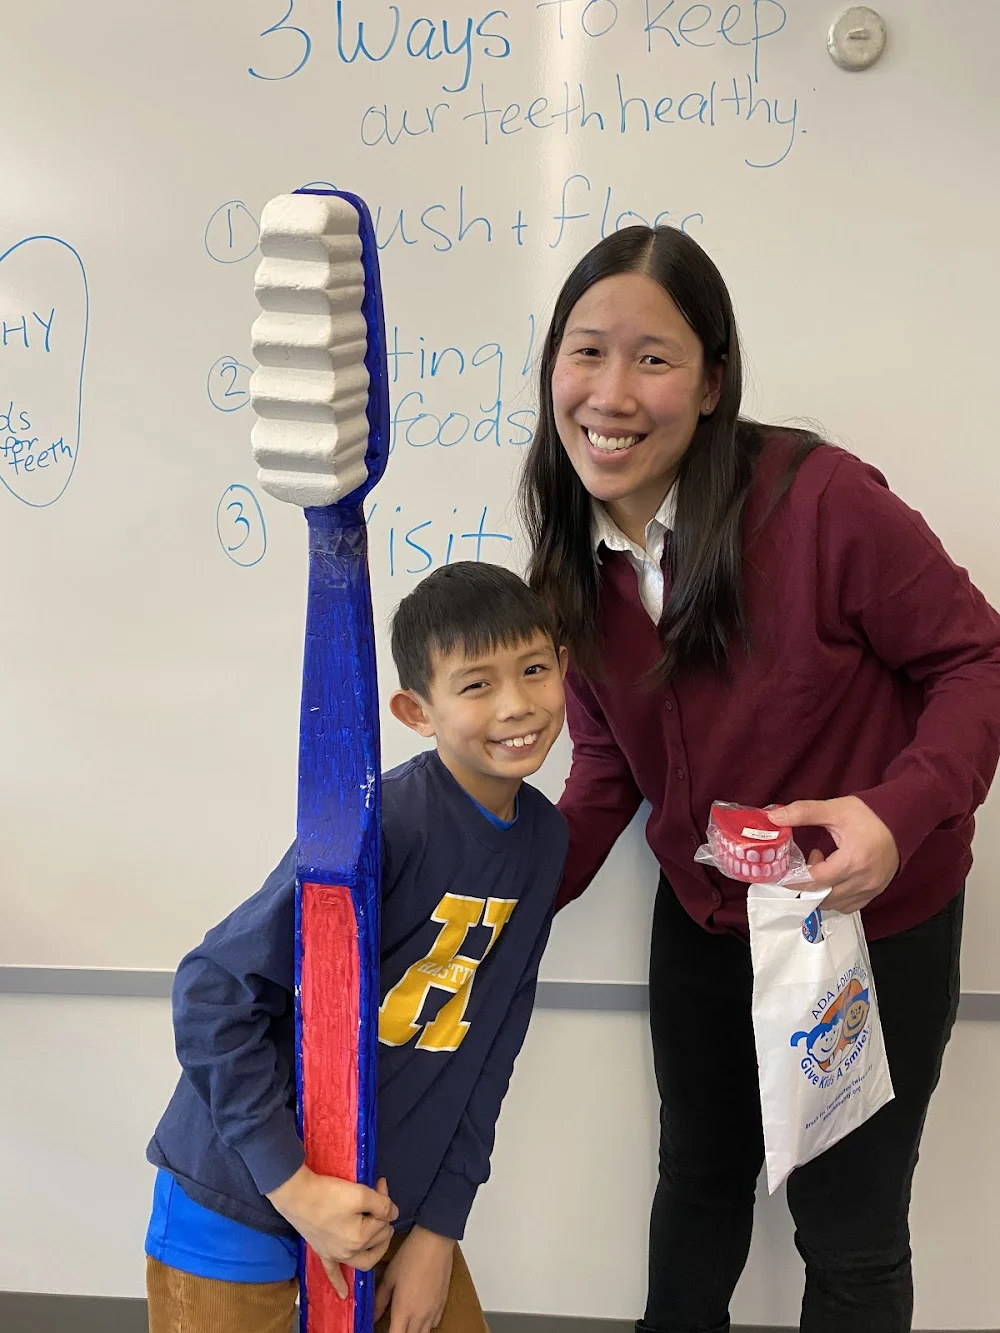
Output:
top-left (519, 225), bottom-right (817, 680)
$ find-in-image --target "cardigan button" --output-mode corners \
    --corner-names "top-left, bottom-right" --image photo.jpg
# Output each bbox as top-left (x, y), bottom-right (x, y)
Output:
top-left (676, 767), bottom-right (686, 781)
top-left (664, 699), bottom-right (673, 711)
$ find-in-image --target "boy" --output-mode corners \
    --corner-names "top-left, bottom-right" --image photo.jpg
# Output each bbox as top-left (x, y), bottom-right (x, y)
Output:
top-left (145, 561), bottom-right (569, 1333)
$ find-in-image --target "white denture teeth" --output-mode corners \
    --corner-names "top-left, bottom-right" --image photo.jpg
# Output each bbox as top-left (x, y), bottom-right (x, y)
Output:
top-left (707, 805), bottom-right (792, 884)
top-left (250, 193), bottom-right (371, 508)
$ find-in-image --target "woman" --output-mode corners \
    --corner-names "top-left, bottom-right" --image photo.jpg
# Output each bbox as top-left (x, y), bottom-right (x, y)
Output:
top-left (519, 226), bottom-right (1000, 1333)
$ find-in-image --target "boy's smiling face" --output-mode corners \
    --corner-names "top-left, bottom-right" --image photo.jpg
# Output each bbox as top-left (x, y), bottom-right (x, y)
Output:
top-left (390, 630), bottom-right (567, 819)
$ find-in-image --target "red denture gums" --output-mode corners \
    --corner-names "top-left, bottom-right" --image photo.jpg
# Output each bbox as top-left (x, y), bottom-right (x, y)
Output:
top-left (708, 805), bottom-right (792, 883)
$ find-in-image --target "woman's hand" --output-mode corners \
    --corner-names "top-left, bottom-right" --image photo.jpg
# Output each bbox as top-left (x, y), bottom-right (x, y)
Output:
top-left (374, 1225), bottom-right (455, 1332)
top-left (767, 796), bottom-right (899, 914)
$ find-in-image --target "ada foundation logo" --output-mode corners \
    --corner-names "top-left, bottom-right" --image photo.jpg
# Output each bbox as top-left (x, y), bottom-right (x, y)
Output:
top-left (790, 966), bottom-right (872, 1090)
top-left (801, 908), bottom-right (824, 943)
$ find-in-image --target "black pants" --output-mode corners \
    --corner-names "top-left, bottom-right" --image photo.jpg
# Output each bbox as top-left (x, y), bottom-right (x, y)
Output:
top-left (639, 878), bottom-right (963, 1333)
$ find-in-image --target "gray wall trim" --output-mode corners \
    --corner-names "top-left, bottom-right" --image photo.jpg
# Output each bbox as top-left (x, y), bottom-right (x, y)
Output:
top-left (0, 1294), bottom-right (993, 1333)
top-left (0, 966), bottom-right (175, 998)
top-left (955, 990), bottom-right (1000, 1021)
top-left (1, 966), bottom-right (998, 1020)
top-left (536, 980), bottom-right (650, 1011)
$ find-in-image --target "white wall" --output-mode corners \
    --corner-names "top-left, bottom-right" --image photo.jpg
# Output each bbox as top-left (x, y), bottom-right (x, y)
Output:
top-left (2, 993), bottom-right (998, 1328)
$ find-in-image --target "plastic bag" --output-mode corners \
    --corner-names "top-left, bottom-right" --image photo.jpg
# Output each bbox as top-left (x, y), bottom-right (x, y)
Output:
top-left (747, 883), bottom-right (895, 1192)
top-left (694, 801), bottom-right (813, 887)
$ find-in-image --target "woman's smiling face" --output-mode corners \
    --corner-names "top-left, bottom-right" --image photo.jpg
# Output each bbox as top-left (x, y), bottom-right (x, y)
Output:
top-left (550, 270), bottom-right (721, 540)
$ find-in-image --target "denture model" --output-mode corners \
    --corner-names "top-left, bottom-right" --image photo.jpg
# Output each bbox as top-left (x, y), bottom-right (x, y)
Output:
top-left (708, 804), bottom-right (792, 883)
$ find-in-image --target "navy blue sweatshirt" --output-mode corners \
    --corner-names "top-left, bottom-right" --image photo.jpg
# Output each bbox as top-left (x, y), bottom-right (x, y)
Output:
top-left (148, 750), bottom-right (567, 1241)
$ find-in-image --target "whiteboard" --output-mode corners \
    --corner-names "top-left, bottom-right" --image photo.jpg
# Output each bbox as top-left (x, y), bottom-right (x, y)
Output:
top-left (3, 0), bottom-right (999, 991)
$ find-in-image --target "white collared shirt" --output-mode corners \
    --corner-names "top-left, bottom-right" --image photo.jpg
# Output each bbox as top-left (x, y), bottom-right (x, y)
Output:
top-left (590, 485), bottom-right (677, 623)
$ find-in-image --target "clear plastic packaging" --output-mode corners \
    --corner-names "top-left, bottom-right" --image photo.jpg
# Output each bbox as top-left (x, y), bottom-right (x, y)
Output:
top-left (694, 801), bottom-right (813, 888)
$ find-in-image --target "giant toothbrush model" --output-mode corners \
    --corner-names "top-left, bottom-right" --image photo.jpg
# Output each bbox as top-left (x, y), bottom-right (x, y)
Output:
top-left (249, 189), bottom-right (390, 1333)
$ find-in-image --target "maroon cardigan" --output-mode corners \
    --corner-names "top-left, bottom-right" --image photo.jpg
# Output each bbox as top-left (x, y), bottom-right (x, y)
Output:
top-left (557, 435), bottom-right (1000, 940)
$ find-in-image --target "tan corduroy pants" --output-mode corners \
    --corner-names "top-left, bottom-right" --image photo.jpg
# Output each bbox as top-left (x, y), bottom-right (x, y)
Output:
top-left (146, 1233), bottom-right (489, 1332)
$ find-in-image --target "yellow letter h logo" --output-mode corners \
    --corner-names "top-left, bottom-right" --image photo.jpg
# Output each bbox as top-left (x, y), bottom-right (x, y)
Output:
top-left (378, 893), bottom-right (516, 1052)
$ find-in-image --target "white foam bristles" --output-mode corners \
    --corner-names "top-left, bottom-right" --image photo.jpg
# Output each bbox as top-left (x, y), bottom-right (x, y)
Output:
top-left (250, 194), bottom-right (371, 507)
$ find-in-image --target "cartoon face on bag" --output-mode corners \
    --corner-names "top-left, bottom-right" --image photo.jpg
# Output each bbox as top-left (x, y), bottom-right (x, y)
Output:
top-left (791, 972), bottom-right (873, 1085)
top-left (791, 1010), bottom-right (843, 1069)
top-left (842, 989), bottom-right (871, 1045)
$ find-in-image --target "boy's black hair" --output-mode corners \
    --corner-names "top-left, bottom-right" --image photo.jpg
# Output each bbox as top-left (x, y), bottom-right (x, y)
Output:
top-left (390, 561), bottom-right (559, 697)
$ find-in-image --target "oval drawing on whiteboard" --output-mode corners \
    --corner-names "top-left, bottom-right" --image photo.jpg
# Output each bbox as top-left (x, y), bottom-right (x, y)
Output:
top-left (204, 201), bottom-right (260, 264)
top-left (207, 355), bottom-right (253, 412)
top-left (216, 483), bottom-right (267, 566)
top-left (0, 235), bottom-right (88, 509)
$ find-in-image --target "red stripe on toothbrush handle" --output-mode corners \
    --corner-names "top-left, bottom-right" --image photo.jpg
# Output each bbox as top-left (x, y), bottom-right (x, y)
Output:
top-left (300, 881), bottom-right (360, 1333)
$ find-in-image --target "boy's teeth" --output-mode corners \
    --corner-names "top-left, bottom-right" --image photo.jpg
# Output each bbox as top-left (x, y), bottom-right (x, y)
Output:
top-left (501, 733), bottom-right (537, 749)
top-left (587, 428), bottom-right (639, 452)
